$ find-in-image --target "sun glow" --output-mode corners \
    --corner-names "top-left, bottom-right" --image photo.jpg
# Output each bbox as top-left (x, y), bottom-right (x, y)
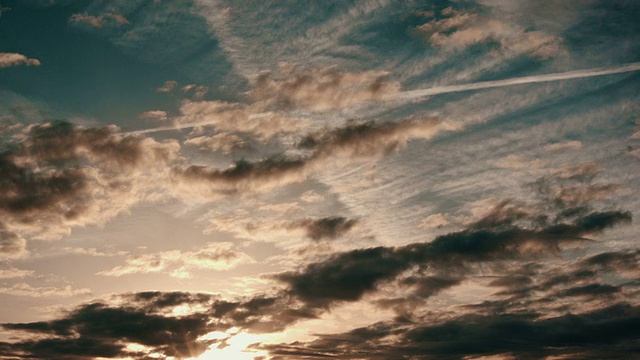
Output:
top-left (192, 331), bottom-right (268, 360)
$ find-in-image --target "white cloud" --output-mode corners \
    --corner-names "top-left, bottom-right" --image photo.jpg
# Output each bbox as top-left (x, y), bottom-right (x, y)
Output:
top-left (69, 12), bottom-right (128, 28)
top-left (300, 190), bottom-right (325, 203)
top-left (184, 133), bottom-right (245, 154)
top-left (544, 141), bottom-right (583, 152)
top-left (156, 80), bottom-right (178, 93)
top-left (0, 53), bottom-right (41, 68)
top-left (0, 283), bottom-right (91, 297)
top-left (63, 247), bottom-right (127, 257)
top-left (139, 110), bottom-right (169, 122)
top-left (0, 267), bottom-right (34, 279)
top-left (420, 213), bottom-right (450, 230)
top-left (99, 242), bottom-right (254, 278)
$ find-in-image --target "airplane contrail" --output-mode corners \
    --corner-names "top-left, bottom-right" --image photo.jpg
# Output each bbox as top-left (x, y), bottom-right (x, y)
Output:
top-left (126, 62), bottom-right (640, 135)
top-left (392, 62), bottom-right (640, 101)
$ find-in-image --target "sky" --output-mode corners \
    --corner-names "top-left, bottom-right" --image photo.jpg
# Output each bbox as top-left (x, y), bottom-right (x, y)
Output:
top-left (0, 1), bottom-right (639, 359)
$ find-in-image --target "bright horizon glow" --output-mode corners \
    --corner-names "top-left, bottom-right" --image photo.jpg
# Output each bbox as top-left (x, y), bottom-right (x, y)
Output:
top-left (192, 331), bottom-right (268, 360)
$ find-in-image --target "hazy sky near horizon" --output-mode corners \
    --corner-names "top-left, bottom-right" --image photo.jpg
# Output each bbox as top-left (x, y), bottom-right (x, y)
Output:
top-left (1, 1), bottom-right (639, 359)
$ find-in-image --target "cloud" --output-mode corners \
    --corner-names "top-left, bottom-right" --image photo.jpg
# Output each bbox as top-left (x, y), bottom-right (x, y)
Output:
top-left (414, 7), bottom-right (564, 61)
top-left (249, 65), bottom-right (401, 112)
top-left (123, 291), bottom-right (215, 313)
top-left (290, 217), bottom-right (359, 241)
top-left (99, 242), bottom-right (254, 278)
top-left (0, 224), bottom-right (28, 259)
top-left (395, 62), bottom-right (640, 101)
top-left (173, 155), bottom-right (308, 194)
top-left (0, 283), bottom-right (91, 298)
top-left (262, 303), bottom-right (640, 359)
top-left (0, 53), bottom-right (41, 68)
top-left (184, 133), bottom-right (245, 154)
top-left (140, 66), bottom-right (406, 138)
top-left (2, 301), bottom-right (212, 359)
top-left (579, 249), bottom-right (640, 277)
top-left (0, 290), bottom-right (317, 359)
top-left (175, 100), bottom-right (311, 140)
top-left (138, 110), bottom-right (168, 122)
top-left (0, 267), bottom-right (33, 279)
top-left (156, 80), bottom-right (178, 93)
top-left (173, 116), bottom-right (456, 194)
top-left (69, 12), bottom-right (128, 28)
top-left (62, 247), bottom-right (127, 257)
top-left (276, 207), bottom-right (631, 308)
top-left (181, 84), bottom-right (209, 100)
top-left (544, 140), bottom-right (583, 152)
top-left (302, 117), bottom-right (459, 161)
top-left (531, 163), bottom-right (623, 210)
top-left (420, 213), bottom-right (451, 229)
top-left (300, 190), bottom-right (324, 203)
top-left (0, 180), bottom-right (634, 359)
top-left (0, 120), bottom-right (180, 241)
top-left (494, 154), bottom-right (547, 169)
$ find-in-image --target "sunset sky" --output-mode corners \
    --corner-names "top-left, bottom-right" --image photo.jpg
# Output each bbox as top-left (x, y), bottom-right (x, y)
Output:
top-left (1, 1), bottom-right (639, 359)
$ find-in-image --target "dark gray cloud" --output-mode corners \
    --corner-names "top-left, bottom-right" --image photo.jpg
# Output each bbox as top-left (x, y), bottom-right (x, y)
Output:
top-left (301, 117), bottom-right (454, 160)
top-left (558, 283), bottom-right (621, 298)
top-left (400, 275), bottom-right (463, 298)
top-left (0, 290), bottom-right (318, 359)
top-left (124, 291), bottom-right (215, 312)
top-left (174, 155), bottom-right (308, 194)
top-left (277, 209), bottom-right (631, 308)
top-left (0, 337), bottom-right (125, 360)
top-left (174, 116), bottom-right (454, 193)
top-left (530, 162), bottom-right (622, 212)
top-left (0, 120), bottom-right (179, 243)
top-left (2, 302), bottom-right (212, 359)
top-left (0, 205), bottom-right (634, 358)
top-left (581, 249), bottom-right (640, 272)
top-left (0, 156), bottom-right (635, 357)
top-left (0, 223), bottom-right (27, 259)
top-left (290, 217), bottom-right (358, 241)
top-left (262, 303), bottom-right (640, 359)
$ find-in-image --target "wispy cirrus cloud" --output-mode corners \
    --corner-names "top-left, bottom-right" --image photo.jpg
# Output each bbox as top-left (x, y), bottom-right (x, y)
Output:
top-left (99, 242), bottom-right (253, 278)
top-left (69, 12), bottom-right (128, 28)
top-left (172, 116), bottom-right (457, 194)
top-left (0, 283), bottom-right (91, 298)
top-left (0, 267), bottom-right (33, 279)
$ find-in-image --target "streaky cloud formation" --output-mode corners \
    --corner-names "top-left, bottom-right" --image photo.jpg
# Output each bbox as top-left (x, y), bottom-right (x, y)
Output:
top-left (129, 62), bottom-right (640, 136)
top-left (1, 1), bottom-right (639, 359)
top-left (173, 116), bottom-right (454, 194)
top-left (99, 242), bottom-right (254, 278)
top-left (277, 208), bottom-right (631, 308)
top-left (1, 187), bottom-right (633, 359)
top-left (261, 303), bottom-right (640, 359)
top-left (394, 62), bottom-right (640, 101)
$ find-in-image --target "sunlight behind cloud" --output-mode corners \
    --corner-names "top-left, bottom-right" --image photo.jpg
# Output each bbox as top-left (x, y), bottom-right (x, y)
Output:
top-left (193, 331), bottom-right (268, 360)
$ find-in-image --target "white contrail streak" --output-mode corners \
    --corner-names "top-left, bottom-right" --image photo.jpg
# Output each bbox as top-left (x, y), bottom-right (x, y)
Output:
top-left (392, 62), bottom-right (640, 101)
top-left (126, 62), bottom-right (640, 135)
